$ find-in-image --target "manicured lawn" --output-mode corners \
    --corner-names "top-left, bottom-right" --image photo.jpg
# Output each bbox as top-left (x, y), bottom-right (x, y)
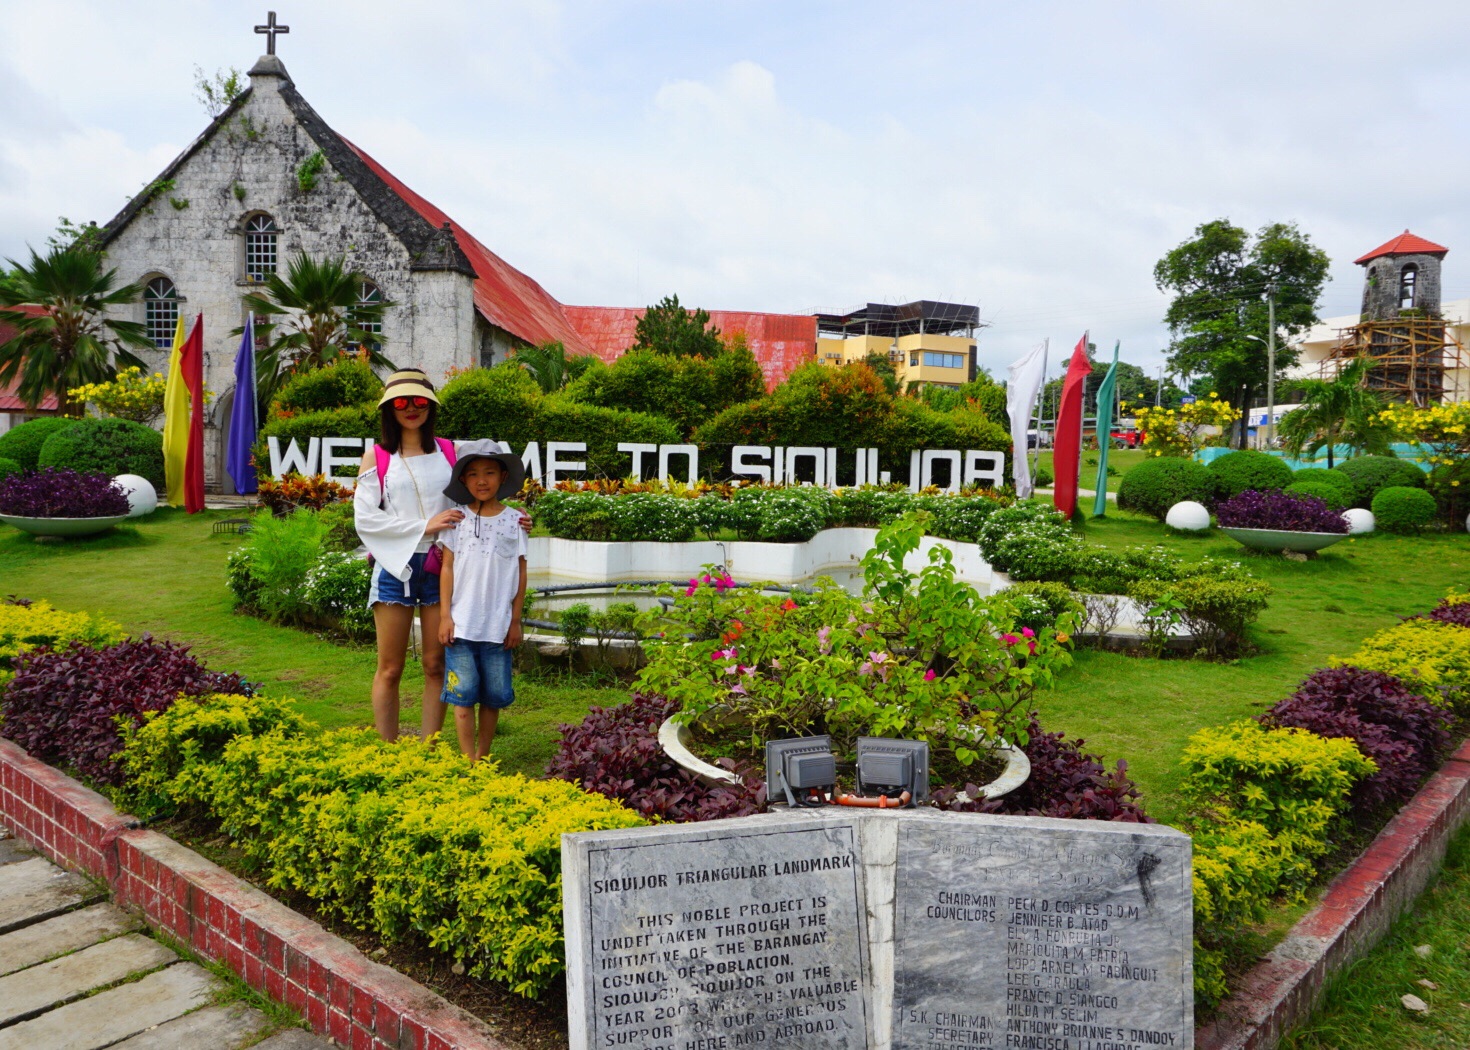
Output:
top-left (1283, 825), bottom-right (1470, 1049)
top-left (0, 507), bottom-right (607, 778)
top-left (1033, 447), bottom-right (1150, 492)
top-left (1037, 511), bottom-right (1470, 824)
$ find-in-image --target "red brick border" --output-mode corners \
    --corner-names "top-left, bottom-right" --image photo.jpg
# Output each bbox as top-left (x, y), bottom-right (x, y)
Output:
top-left (0, 738), bottom-right (514, 1050)
top-left (1197, 738), bottom-right (1470, 1050)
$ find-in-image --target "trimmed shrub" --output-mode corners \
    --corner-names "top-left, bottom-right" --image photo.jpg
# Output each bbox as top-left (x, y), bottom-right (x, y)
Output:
top-left (1342, 619), bottom-right (1470, 709)
top-left (532, 397), bottom-right (681, 479)
top-left (1208, 449), bottom-right (1293, 500)
top-left (1371, 485), bottom-right (1437, 533)
top-left (1261, 667), bottom-right (1451, 810)
top-left (1000, 582), bottom-right (1084, 635)
top-left (931, 713), bottom-right (1151, 822)
top-left (0, 468), bottom-right (130, 518)
top-left (1215, 489), bottom-right (1348, 533)
top-left (976, 501), bottom-right (1076, 574)
top-left (1426, 460), bottom-right (1470, 525)
top-left (1180, 720), bottom-right (1373, 866)
top-left (37, 418), bottom-right (164, 488)
top-left (303, 551), bottom-right (373, 638)
top-left (1116, 457), bottom-right (1216, 521)
top-left (1289, 467), bottom-right (1355, 504)
top-left (1338, 455), bottom-right (1425, 509)
top-left (2, 638), bottom-right (250, 784)
top-left (0, 417), bottom-right (78, 470)
top-left (754, 487), bottom-right (828, 542)
top-left (546, 693), bottom-right (764, 821)
top-left (0, 600), bottom-right (125, 687)
top-left (1129, 575), bottom-right (1271, 657)
top-left (438, 363), bottom-right (545, 446)
top-left (271, 359), bottom-right (382, 415)
top-left (1425, 593), bottom-right (1470, 629)
top-left (118, 693), bottom-right (645, 998)
top-left (562, 347), bottom-right (765, 438)
top-left (0, 457), bottom-right (21, 482)
top-left (1284, 481), bottom-right (1348, 511)
top-left (607, 492), bottom-right (699, 543)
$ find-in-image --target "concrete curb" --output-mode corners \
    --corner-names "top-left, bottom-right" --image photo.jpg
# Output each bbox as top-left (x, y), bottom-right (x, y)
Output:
top-left (1196, 737), bottom-right (1470, 1050)
top-left (0, 738), bottom-right (515, 1050)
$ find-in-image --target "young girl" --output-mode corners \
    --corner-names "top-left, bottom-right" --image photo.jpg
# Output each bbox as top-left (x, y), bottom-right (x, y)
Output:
top-left (436, 441), bottom-right (528, 762)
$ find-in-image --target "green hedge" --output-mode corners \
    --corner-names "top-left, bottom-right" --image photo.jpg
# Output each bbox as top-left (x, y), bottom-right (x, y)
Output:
top-left (1208, 449), bottom-right (1293, 500)
top-left (256, 405), bottom-right (378, 479)
top-left (1284, 481), bottom-right (1348, 511)
top-left (0, 456), bottom-right (20, 482)
top-left (1288, 467), bottom-right (1354, 505)
top-left (0, 417), bottom-right (79, 470)
top-left (37, 417), bottom-right (164, 488)
top-left (562, 347), bottom-right (765, 437)
top-left (272, 359), bottom-right (382, 415)
top-left (118, 693), bottom-right (643, 998)
top-left (1336, 455), bottom-right (1424, 509)
top-left (1115, 457), bottom-right (1216, 521)
top-left (1372, 485), bottom-right (1437, 534)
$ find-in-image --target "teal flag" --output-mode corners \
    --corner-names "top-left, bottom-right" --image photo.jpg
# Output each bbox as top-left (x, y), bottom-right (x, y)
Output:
top-left (1092, 342), bottom-right (1120, 517)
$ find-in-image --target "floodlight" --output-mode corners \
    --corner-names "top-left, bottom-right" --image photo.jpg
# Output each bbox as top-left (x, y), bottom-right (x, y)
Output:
top-left (855, 737), bottom-right (929, 804)
top-left (766, 736), bottom-right (836, 808)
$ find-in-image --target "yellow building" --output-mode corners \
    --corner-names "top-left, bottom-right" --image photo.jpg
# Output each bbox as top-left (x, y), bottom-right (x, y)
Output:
top-left (815, 301), bottom-right (981, 391)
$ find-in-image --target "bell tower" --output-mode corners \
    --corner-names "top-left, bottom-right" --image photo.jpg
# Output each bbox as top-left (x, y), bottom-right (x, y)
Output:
top-left (1357, 230), bottom-right (1446, 320)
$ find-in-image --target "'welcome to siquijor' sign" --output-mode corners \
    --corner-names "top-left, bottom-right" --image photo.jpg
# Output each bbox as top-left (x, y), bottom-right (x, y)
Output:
top-left (266, 438), bottom-right (1006, 494)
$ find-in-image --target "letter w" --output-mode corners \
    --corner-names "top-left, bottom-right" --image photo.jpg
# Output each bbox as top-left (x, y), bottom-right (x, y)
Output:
top-left (268, 436), bottom-right (320, 478)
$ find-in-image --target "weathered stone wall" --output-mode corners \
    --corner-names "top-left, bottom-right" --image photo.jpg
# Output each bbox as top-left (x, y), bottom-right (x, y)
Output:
top-left (101, 60), bottom-right (477, 488)
top-left (1360, 252), bottom-right (1443, 321)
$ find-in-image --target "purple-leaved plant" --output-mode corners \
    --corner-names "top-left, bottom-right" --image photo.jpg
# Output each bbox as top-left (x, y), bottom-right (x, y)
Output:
top-left (1215, 489), bottom-right (1348, 534)
top-left (1423, 599), bottom-right (1470, 629)
top-left (0, 468), bottom-right (130, 518)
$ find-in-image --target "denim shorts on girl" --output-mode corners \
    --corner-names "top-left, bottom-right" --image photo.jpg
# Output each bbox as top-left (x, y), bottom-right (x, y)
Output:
top-left (442, 640), bottom-right (515, 709)
top-left (368, 550), bottom-right (442, 607)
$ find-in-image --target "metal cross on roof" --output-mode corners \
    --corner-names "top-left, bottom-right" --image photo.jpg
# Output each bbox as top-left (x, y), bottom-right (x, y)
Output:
top-left (254, 11), bottom-right (290, 55)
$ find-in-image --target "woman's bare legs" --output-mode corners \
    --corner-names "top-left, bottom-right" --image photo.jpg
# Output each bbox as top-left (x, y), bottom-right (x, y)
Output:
top-left (419, 603), bottom-right (448, 739)
top-left (371, 603), bottom-right (414, 740)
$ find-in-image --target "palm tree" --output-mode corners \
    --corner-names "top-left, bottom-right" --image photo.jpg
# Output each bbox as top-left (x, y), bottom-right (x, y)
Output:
top-left (0, 247), bottom-right (152, 415)
top-left (1277, 357), bottom-right (1391, 468)
top-left (240, 253), bottom-right (396, 407)
top-left (511, 341), bottom-right (590, 394)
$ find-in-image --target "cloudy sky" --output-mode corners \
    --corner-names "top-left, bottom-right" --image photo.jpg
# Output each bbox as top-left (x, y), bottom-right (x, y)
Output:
top-left (2, 1), bottom-right (1467, 377)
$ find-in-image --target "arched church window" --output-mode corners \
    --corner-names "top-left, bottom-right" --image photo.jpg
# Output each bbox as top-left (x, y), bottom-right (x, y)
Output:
top-left (1399, 264), bottom-right (1418, 310)
top-left (349, 280), bottom-right (383, 349)
top-left (144, 277), bottom-right (179, 348)
top-left (244, 214), bottom-right (278, 282)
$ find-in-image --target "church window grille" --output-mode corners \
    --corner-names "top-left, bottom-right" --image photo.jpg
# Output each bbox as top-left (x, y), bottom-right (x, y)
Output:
top-left (1399, 264), bottom-right (1418, 310)
top-left (144, 277), bottom-right (179, 349)
top-left (244, 215), bottom-right (278, 281)
top-left (349, 280), bottom-right (383, 349)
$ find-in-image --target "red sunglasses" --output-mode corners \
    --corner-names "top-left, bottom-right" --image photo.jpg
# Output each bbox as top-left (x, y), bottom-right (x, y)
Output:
top-left (391, 396), bottom-right (430, 410)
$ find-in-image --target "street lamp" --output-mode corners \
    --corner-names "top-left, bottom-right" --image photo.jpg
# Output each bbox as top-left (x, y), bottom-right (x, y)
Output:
top-left (1245, 333), bottom-right (1275, 449)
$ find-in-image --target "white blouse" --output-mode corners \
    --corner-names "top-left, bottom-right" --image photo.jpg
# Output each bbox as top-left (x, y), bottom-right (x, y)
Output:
top-left (354, 447), bottom-right (454, 581)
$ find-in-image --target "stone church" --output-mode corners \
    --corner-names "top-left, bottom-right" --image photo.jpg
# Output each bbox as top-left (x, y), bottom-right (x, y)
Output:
top-left (96, 40), bottom-right (822, 490)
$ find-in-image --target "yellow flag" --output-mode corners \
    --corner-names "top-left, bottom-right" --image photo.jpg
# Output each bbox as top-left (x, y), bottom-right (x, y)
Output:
top-left (161, 315), bottom-right (189, 507)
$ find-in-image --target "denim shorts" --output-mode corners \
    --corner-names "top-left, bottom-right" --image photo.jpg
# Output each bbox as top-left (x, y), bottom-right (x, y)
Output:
top-left (368, 551), bottom-right (441, 607)
top-left (443, 640), bottom-right (515, 709)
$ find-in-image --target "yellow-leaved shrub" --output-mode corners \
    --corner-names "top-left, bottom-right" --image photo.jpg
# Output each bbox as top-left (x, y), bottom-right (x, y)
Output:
top-left (1339, 618), bottom-right (1470, 710)
top-left (119, 693), bottom-right (644, 998)
top-left (0, 600), bottom-right (126, 689)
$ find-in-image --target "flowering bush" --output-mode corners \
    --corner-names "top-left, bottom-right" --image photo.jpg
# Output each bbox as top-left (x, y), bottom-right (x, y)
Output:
top-left (1261, 667), bottom-right (1451, 810)
top-left (1378, 401), bottom-right (1470, 470)
top-left (2, 638), bottom-right (250, 784)
top-left (546, 693), bottom-right (765, 821)
top-left (303, 551), bottom-right (373, 638)
top-left (256, 472), bottom-right (350, 514)
top-left (638, 514), bottom-right (1075, 766)
top-left (1127, 395), bottom-right (1239, 457)
top-left (0, 468), bottom-right (130, 518)
top-left (68, 366), bottom-right (171, 424)
top-left (1215, 489), bottom-right (1348, 533)
top-left (976, 501), bottom-right (1079, 575)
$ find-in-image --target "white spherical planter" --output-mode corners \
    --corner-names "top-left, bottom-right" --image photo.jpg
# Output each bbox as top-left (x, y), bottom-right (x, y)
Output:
top-left (1165, 501), bottom-right (1212, 531)
top-left (112, 474), bottom-right (158, 517)
top-left (1342, 508), bottom-right (1375, 535)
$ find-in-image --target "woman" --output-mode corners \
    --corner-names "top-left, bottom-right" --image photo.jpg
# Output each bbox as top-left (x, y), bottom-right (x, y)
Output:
top-left (355, 369), bottom-right (528, 741)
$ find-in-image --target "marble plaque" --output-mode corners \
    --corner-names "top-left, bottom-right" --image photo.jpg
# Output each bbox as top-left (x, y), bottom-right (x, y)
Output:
top-left (565, 813), bottom-right (872, 1050)
top-left (891, 814), bottom-right (1193, 1050)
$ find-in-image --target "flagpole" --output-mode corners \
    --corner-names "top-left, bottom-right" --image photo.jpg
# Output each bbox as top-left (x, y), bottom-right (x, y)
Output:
top-left (1030, 338), bottom-right (1048, 485)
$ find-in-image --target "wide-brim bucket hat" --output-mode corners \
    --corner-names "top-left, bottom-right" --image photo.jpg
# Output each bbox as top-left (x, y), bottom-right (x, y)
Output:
top-left (444, 440), bottom-right (526, 503)
top-left (378, 369), bottom-right (440, 407)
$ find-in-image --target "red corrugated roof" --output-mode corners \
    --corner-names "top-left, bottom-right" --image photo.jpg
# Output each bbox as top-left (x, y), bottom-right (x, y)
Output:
top-left (0, 307), bottom-right (59, 412)
top-left (340, 139), bottom-right (592, 355)
top-left (564, 306), bottom-right (816, 391)
top-left (1355, 231), bottom-right (1449, 265)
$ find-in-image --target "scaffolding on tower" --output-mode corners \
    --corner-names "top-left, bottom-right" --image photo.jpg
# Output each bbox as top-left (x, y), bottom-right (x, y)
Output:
top-left (1314, 316), bottom-right (1469, 405)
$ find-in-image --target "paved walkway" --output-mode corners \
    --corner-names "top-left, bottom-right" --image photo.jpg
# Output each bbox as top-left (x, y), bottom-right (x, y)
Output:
top-left (0, 828), bottom-right (329, 1050)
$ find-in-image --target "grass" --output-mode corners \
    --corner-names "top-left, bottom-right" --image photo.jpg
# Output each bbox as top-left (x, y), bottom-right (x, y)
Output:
top-left (1036, 511), bottom-right (1470, 824)
top-left (1283, 825), bottom-right (1470, 1049)
top-left (0, 508), bottom-right (610, 778)
top-left (1033, 447), bottom-right (1150, 493)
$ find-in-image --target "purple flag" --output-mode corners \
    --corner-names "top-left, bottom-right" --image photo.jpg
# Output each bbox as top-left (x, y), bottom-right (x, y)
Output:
top-left (226, 313), bottom-right (258, 494)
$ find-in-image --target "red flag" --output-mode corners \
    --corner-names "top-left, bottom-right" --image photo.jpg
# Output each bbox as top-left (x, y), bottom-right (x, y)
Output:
top-left (1052, 333), bottom-right (1091, 519)
top-left (181, 315), bottom-right (206, 514)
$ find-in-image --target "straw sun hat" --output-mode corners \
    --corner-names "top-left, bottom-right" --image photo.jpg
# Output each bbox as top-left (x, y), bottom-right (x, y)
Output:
top-left (377, 369), bottom-right (440, 407)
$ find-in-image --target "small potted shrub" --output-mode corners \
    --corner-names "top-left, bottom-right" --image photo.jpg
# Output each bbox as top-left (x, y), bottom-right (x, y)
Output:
top-left (1215, 488), bottom-right (1350, 553)
top-left (0, 468), bottom-right (132, 537)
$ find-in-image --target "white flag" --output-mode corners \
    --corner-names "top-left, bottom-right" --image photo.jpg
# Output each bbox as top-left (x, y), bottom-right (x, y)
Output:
top-left (1007, 342), bottom-right (1049, 498)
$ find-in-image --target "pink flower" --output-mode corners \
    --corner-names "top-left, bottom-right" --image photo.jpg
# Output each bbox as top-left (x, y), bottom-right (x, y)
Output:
top-left (858, 661), bottom-right (874, 677)
top-left (771, 658), bottom-right (782, 669)
top-left (1027, 641), bottom-right (1037, 655)
top-left (1021, 627), bottom-right (1036, 639)
top-left (711, 646), bottom-right (737, 661)
top-left (868, 651), bottom-right (889, 664)
top-left (724, 663), bottom-right (741, 675)
top-left (702, 573), bottom-right (712, 584)
top-left (730, 683), bottom-right (748, 696)
top-left (1002, 633), bottom-right (1019, 647)
top-left (817, 626), bottom-right (832, 654)
top-left (685, 579), bottom-right (699, 597)
top-left (923, 669), bottom-right (936, 682)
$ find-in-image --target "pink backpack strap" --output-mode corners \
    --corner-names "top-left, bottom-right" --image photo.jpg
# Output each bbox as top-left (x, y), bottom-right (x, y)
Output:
top-left (437, 437), bottom-right (457, 465)
top-left (373, 443), bottom-right (391, 506)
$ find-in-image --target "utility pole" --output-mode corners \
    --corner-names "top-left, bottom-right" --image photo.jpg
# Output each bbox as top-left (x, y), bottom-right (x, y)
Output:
top-left (1155, 365), bottom-right (1163, 407)
top-left (1266, 280), bottom-right (1278, 448)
